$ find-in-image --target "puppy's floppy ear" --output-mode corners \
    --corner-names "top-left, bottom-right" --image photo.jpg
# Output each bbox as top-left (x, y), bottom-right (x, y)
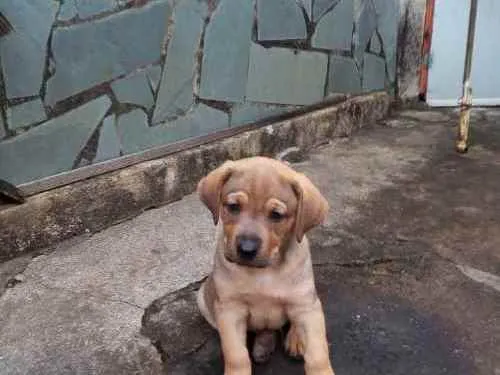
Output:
top-left (197, 161), bottom-right (234, 225)
top-left (292, 173), bottom-right (329, 242)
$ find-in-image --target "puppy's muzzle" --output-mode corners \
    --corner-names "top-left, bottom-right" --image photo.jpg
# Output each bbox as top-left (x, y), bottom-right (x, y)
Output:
top-left (236, 234), bottom-right (261, 261)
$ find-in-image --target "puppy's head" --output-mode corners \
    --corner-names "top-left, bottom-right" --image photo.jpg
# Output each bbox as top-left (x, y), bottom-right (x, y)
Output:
top-left (197, 157), bottom-right (329, 268)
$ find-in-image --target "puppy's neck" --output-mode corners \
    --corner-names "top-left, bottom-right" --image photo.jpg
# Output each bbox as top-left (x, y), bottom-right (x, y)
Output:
top-left (279, 234), bottom-right (306, 263)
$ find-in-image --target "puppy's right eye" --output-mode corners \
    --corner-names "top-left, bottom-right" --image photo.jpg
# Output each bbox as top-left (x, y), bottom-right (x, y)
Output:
top-left (225, 203), bottom-right (241, 214)
top-left (269, 210), bottom-right (285, 222)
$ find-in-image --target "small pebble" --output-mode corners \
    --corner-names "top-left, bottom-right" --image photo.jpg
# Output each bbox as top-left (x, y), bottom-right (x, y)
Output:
top-left (396, 234), bottom-right (410, 242)
top-left (276, 147), bottom-right (307, 163)
top-left (323, 237), bottom-right (343, 247)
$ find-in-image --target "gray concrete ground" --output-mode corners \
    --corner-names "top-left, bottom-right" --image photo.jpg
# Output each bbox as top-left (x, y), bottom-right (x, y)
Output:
top-left (1, 108), bottom-right (499, 375)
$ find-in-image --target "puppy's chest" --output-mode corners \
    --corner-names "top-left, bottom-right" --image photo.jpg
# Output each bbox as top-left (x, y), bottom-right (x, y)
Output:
top-left (217, 266), bottom-right (316, 330)
top-left (247, 301), bottom-right (287, 331)
top-left (233, 275), bottom-right (304, 330)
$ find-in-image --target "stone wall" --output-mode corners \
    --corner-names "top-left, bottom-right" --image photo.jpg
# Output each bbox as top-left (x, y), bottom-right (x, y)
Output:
top-left (0, 0), bottom-right (399, 187)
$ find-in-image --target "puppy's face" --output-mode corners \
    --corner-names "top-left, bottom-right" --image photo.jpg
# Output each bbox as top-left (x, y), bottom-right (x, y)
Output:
top-left (198, 157), bottom-right (329, 268)
top-left (219, 167), bottom-right (298, 267)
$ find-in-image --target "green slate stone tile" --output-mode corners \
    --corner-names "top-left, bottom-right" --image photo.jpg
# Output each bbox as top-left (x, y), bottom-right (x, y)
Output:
top-left (94, 115), bottom-right (121, 163)
top-left (313, 0), bottom-right (341, 21)
top-left (46, 0), bottom-right (171, 106)
top-left (312, 0), bottom-right (353, 51)
top-left (246, 44), bottom-right (328, 106)
top-left (111, 71), bottom-right (155, 110)
top-left (257, 0), bottom-right (307, 41)
top-left (354, 0), bottom-right (377, 63)
top-left (0, 114), bottom-right (6, 140)
top-left (58, 0), bottom-right (79, 21)
top-left (362, 53), bottom-right (386, 92)
top-left (152, 0), bottom-right (208, 123)
top-left (0, 1), bottom-right (58, 99)
top-left (369, 32), bottom-right (382, 54)
top-left (0, 96), bottom-right (111, 185)
top-left (230, 102), bottom-right (298, 127)
top-left (373, 0), bottom-right (399, 82)
top-left (76, 0), bottom-right (116, 19)
top-left (115, 109), bottom-right (153, 155)
top-left (302, 0), bottom-right (313, 19)
top-left (6, 98), bottom-right (46, 130)
top-left (198, 0), bottom-right (253, 102)
top-left (146, 65), bottom-right (162, 92)
top-left (327, 55), bottom-right (362, 94)
top-left (118, 104), bottom-right (229, 154)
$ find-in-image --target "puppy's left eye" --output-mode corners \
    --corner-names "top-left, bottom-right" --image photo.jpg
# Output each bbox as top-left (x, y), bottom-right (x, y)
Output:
top-left (269, 210), bottom-right (285, 222)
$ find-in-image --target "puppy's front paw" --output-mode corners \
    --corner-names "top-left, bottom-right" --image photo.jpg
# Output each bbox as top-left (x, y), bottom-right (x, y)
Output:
top-left (311, 368), bottom-right (335, 375)
top-left (224, 361), bottom-right (252, 375)
top-left (252, 330), bottom-right (276, 363)
top-left (224, 369), bottom-right (251, 375)
top-left (285, 324), bottom-right (305, 359)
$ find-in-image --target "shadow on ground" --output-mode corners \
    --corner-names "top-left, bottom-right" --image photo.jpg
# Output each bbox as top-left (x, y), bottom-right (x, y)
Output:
top-left (142, 109), bottom-right (500, 374)
top-left (145, 269), bottom-right (478, 375)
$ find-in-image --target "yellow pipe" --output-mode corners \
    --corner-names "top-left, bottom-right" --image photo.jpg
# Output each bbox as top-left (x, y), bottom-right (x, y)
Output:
top-left (457, 81), bottom-right (472, 153)
top-left (456, 0), bottom-right (478, 153)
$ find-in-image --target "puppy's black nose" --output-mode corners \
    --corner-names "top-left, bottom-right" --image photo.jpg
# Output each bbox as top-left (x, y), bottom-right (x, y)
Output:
top-left (236, 235), bottom-right (261, 260)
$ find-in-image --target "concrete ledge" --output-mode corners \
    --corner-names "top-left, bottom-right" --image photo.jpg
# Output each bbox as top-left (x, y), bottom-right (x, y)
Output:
top-left (0, 93), bottom-right (391, 261)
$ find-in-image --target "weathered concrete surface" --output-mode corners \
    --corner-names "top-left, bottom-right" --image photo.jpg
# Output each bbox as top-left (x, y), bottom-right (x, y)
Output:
top-left (0, 255), bottom-right (31, 296)
top-left (1, 107), bottom-right (499, 375)
top-left (143, 109), bottom-right (500, 374)
top-left (0, 195), bottom-right (214, 375)
top-left (0, 93), bottom-right (391, 261)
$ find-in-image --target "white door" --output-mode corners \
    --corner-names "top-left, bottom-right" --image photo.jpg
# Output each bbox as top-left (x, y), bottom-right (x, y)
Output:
top-left (427, 0), bottom-right (500, 107)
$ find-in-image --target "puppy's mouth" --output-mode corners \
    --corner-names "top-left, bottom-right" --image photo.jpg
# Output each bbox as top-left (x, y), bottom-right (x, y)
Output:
top-left (224, 254), bottom-right (269, 268)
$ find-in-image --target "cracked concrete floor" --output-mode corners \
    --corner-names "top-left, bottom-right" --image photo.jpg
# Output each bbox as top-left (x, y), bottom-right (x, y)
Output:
top-left (1, 108), bottom-right (500, 375)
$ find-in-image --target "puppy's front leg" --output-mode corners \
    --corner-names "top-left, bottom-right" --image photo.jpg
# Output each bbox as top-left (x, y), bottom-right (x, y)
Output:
top-left (289, 300), bottom-right (334, 375)
top-left (215, 302), bottom-right (251, 375)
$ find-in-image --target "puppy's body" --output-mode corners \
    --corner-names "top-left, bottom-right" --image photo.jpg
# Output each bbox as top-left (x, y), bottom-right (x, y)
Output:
top-left (197, 157), bottom-right (334, 375)
top-left (198, 224), bottom-right (317, 332)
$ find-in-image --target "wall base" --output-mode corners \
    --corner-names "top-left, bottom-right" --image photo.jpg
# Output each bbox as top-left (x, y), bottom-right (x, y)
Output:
top-left (0, 93), bottom-right (391, 262)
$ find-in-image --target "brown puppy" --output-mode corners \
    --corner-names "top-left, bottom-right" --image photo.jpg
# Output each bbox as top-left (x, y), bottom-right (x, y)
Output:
top-left (197, 156), bottom-right (334, 375)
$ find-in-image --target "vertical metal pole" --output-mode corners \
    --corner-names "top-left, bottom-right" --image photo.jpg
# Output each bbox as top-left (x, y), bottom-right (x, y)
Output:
top-left (457, 0), bottom-right (479, 153)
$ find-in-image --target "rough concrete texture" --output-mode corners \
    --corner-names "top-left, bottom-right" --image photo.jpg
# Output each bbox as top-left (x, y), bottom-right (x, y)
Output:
top-left (0, 196), bottom-right (215, 375)
top-left (1, 107), bottom-right (499, 374)
top-left (0, 93), bottom-right (391, 261)
top-left (397, 0), bottom-right (426, 100)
